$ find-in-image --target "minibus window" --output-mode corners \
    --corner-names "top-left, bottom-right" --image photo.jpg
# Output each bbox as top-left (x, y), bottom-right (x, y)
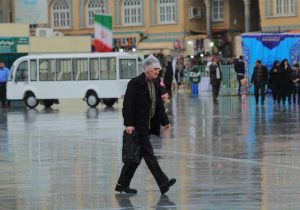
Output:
top-left (100, 57), bottom-right (116, 80)
top-left (39, 59), bottom-right (55, 81)
top-left (120, 59), bottom-right (137, 79)
top-left (30, 60), bottom-right (37, 81)
top-left (56, 59), bottom-right (72, 81)
top-left (90, 58), bottom-right (99, 80)
top-left (73, 58), bottom-right (88, 80)
top-left (15, 61), bottom-right (28, 82)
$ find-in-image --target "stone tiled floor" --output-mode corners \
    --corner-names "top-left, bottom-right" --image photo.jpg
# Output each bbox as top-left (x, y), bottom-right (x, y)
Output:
top-left (1, 94), bottom-right (300, 210)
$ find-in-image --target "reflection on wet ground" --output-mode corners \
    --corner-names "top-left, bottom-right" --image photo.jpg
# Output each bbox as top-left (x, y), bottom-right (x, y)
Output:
top-left (1, 95), bottom-right (300, 209)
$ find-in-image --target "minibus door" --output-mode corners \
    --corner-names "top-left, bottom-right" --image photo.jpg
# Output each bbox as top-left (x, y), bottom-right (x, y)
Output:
top-left (13, 60), bottom-right (29, 97)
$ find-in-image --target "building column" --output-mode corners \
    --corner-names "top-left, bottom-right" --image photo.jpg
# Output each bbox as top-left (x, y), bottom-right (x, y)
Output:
top-left (204, 0), bottom-right (212, 37)
top-left (244, 0), bottom-right (251, 32)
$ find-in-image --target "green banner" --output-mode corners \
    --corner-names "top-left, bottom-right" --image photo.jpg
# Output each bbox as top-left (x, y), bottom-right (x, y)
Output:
top-left (0, 37), bottom-right (29, 53)
top-left (16, 37), bottom-right (29, 45)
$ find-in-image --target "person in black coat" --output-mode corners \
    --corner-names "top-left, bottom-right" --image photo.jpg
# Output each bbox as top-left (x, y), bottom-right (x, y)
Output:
top-left (269, 60), bottom-right (281, 104)
top-left (115, 54), bottom-right (176, 195)
top-left (175, 64), bottom-right (184, 88)
top-left (157, 70), bottom-right (169, 102)
top-left (234, 55), bottom-right (245, 96)
top-left (251, 60), bottom-right (268, 105)
top-left (279, 59), bottom-right (293, 104)
top-left (164, 61), bottom-right (174, 98)
top-left (209, 57), bottom-right (222, 104)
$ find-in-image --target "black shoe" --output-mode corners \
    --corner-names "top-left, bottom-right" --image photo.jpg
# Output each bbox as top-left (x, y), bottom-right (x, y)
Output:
top-left (159, 178), bottom-right (176, 194)
top-left (115, 184), bottom-right (137, 194)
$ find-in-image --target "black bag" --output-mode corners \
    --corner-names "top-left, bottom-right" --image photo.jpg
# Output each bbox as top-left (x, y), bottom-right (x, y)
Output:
top-left (122, 131), bottom-right (141, 164)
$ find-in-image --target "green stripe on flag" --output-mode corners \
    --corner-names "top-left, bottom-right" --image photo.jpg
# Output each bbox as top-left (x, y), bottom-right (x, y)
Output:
top-left (94, 14), bottom-right (112, 30)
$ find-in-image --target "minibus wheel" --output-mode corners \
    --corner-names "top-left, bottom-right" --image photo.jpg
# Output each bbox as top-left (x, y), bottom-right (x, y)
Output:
top-left (24, 93), bottom-right (39, 108)
top-left (86, 93), bottom-right (99, 107)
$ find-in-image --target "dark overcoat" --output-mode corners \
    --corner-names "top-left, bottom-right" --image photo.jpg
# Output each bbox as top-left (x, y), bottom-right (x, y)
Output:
top-left (279, 67), bottom-right (293, 91)
top-left (269, 66), bottom-right (281, 88)
top-left (122, 73), bottom-right (170, 136)
top-left (209, 64), bottom-right (223, 85)
top-left (251, 66), bottom-right (268, 85)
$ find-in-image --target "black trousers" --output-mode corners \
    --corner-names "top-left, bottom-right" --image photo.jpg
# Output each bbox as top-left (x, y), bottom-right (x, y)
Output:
top-left (271, 82), bottom-right (280, 102)
top-left (117, 133), bottom-right (168, 188)
top-left (254, 82), bottom-right (266, 103)
top-left (280, 85), bottom-right (292, 103)
top-left (292, 85), bottom-right (300, 103)
top-left (211, 82), bottom-right (221, 102)
top-left (0, 82), bottom-right (8, 106)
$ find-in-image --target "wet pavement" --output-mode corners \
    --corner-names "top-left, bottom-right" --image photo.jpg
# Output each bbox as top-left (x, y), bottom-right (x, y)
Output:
top-left (1, 94), bottom-right (300, 210)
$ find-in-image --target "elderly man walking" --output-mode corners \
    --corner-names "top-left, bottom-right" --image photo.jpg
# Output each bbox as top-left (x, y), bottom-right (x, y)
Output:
top-left (115, 54), bottom-right (176, 195)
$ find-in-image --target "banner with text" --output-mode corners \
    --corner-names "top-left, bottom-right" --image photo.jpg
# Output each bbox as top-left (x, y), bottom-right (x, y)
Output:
top-left (0, 37), bottom-right (29, 53)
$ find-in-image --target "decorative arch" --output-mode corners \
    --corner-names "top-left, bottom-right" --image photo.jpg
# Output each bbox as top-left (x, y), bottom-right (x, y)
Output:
top-left (50, 0), bottom-right (71, 29)
top-left (85, 0), bottom-right (108, 27)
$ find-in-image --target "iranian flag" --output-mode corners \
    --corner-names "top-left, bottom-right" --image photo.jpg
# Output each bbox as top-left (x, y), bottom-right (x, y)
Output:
top-left (94, 14), bottom-right (112, 52)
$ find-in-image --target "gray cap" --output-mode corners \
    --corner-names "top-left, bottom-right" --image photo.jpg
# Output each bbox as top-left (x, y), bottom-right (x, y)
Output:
top-left (143, 54), bottom-right (162, 71)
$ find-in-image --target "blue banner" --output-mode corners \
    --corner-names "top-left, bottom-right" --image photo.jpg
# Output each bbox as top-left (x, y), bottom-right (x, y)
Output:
top-left (242, 33), bottom-right (300, 76)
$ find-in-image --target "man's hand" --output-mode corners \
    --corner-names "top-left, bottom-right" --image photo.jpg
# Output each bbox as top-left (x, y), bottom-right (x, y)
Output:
top-left (125, 126), bottom-right (134, 134)
top-left (161, 93), bottom-right (169, 102)
top-left (164, 124), bottom-right (171, 129)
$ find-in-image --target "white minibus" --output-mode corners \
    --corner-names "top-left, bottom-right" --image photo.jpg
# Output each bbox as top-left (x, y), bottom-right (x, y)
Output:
top-left (7, 52), bottom-right (139, 108)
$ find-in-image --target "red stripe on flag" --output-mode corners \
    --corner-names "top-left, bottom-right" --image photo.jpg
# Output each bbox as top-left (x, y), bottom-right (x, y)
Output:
top-left (94, 39), bottom-right (112, 52)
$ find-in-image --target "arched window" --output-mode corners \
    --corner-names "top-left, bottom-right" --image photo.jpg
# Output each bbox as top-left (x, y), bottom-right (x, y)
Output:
top-left (122, 0), bottom-right (142, 26)
top-left (52, 0), bottom-right (71, 28)
top-left (158, 0), bottom-right (176, 24)
top-left (86, 0), bottom-right (107, 27)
